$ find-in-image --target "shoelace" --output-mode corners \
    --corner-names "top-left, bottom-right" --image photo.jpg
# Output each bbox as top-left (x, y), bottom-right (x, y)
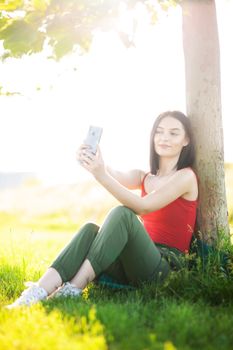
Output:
top-left (21, 282), bottom-right (39, 297)
top-left (22, 281), bottom-right (37, 293)
top-left (5, 282), bottom-right (47, 309)
top-left (55, 283), bottom-right (82, 297)
top-left (18, 282), bottom-right (47, 303)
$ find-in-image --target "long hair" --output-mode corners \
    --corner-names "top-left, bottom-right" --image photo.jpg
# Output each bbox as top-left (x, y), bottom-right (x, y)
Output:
top-left (150, 111), bottom-right (195, 175)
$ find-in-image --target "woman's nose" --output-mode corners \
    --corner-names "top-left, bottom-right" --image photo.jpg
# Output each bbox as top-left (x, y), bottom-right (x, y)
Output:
top-left (160, 132), bottom-right (169, 141)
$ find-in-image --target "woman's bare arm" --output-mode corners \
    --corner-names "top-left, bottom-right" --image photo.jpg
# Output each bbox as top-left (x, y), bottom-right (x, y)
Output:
top-left (106, 166), bottom-right (145, 190)
top-left (77, 146), bottom-right (197, 215)
top-left (95, 168), bottom-right (196, 214)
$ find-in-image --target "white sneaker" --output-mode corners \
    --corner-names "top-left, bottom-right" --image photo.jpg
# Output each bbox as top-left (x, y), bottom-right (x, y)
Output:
top-left (5, 282), bottom-right (48, 309)
top-left (52, 282), bottom-right (82, 299)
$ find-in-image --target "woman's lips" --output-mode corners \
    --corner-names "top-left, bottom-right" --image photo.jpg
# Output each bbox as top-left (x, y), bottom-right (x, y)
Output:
top-left (158, 144), bottom-right (171, 148)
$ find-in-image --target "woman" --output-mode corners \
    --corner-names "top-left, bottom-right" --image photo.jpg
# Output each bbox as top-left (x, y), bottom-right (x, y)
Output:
top-left (6, 111), bottom-right (198, 308)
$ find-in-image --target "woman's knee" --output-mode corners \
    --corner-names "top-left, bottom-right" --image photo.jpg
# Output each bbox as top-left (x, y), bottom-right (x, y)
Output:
top-left (81, 222), bottom-right (99, 232)
top-left (108, 205), bottom-right (135, 219)
top-left (71, 222), bottom-right (99, 242)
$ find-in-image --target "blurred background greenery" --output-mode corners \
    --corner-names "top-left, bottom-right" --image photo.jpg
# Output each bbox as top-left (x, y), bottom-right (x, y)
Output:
top-left (0, 163), bottom-right (232, 237)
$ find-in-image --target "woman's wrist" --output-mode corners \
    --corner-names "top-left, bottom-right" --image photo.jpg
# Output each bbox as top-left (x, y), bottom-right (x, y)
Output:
top-left (93, 166), bottom-right (108, 182)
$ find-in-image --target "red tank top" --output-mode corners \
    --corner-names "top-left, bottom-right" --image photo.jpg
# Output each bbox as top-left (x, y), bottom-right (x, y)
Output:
top-left (140, 171), bottom-right (198, 253)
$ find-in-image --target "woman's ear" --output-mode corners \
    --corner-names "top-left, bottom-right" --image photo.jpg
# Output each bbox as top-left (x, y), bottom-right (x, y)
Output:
top-left (183, 136), bottom-right (190, 147)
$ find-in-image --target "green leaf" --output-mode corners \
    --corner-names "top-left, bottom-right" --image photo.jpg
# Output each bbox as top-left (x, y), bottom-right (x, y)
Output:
top-left (25, 11), bottom-right (44, 25)
top-left (0, 20), bottom-right (45, 56)
top-left (53, 37), bottom-right (74, 59)
top-left (158, 0), bottom-right (179, 11)
top-left (0, 17), bottom-right (8, 31)
top-left (0, 0), bottom-right (23, 11)
top-left (32, 0), bottom-right (50, 12)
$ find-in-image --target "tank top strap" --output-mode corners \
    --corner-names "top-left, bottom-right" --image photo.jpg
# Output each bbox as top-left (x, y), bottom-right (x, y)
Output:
top-left (141, 172), bottom-right (150, 191)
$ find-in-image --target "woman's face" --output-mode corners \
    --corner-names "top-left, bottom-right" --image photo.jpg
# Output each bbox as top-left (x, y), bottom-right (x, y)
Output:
top-left (154, 116), bottom-right (189, 158)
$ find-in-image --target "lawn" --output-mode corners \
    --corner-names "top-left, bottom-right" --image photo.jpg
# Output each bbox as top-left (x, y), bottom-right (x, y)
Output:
top-left (0, 167), bottom-right (233, 350)
top-left (1, 227), bottom-right (233, 350)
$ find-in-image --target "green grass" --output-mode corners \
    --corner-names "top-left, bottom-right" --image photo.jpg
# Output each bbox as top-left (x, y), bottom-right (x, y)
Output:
top-left (1, 226), bottom-right (233, 350)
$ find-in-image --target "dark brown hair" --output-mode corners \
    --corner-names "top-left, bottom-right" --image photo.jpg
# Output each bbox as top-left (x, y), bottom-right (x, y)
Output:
top-left (150, 111), bottom-right (195, 175)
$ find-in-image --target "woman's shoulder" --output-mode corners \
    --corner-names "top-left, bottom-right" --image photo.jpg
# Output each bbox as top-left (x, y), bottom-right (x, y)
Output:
top-left (129, 169), bottom-right (147, 182)
top-left (176, 167), bottom-right (198, 200)
top-left (177, 167), bottom-right (197, 181)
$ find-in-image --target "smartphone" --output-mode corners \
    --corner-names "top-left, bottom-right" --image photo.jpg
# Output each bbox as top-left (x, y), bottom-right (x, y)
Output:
top-left (84, 126), bottom-right (103, 154)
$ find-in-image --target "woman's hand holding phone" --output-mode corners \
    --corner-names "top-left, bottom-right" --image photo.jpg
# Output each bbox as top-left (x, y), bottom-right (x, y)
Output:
top-left (77, 144), bottom-right (106, 179)
top-left (77, 126), bottom-right (105, 179)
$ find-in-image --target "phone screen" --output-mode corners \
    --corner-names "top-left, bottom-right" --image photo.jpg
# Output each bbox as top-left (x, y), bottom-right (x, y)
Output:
top-left (84, 126), bottom-right (103, 154)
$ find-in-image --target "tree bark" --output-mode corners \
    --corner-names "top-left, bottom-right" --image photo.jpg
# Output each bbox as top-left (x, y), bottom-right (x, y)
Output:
top-left (182, 0), bottom-right (229, 242)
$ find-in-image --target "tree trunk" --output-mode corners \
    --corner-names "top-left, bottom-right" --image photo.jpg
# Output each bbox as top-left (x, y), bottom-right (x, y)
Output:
top-left (182, 0), bottom-right (229, 243)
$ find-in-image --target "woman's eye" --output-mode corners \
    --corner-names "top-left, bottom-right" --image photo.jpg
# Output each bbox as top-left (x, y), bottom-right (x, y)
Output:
top-left (171, 132), bottom-right (179, 136)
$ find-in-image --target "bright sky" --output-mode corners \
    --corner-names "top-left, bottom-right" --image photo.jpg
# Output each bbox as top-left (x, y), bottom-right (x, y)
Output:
top-left (0, 1), bottom-right (232, 184)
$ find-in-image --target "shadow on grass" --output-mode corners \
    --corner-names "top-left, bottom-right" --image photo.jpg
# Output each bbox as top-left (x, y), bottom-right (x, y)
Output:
top-left (1, 271), bottom-right (233, 350)
top-left (40, 281), bottom-right (233, 350)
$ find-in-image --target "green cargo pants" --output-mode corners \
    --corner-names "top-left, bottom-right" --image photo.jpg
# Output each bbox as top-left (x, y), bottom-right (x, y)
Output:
top-left (51, 206), bottom-right (172, 287)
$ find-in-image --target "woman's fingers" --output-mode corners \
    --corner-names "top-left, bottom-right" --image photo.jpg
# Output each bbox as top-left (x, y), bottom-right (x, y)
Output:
top-left (76, 144), bottom-right (105, 178)
top-left (77, 145), bottom-right (92, 161)
top-left (82, 150), bottom-right (95, 162)
top-left (77, 146), bottom-right (96, 168)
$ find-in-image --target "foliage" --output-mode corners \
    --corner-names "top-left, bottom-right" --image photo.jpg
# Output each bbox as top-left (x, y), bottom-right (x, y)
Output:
top-left (0, 304), bottom-right (107, 350)
top-left (1, 218), bottom-right (233, 349)
top-left (0, 0), bottom-right (179, 60)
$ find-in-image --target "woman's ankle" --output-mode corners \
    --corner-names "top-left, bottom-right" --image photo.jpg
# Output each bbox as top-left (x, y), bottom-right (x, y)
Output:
top-left (38, 267), bottom-right (63, 295)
